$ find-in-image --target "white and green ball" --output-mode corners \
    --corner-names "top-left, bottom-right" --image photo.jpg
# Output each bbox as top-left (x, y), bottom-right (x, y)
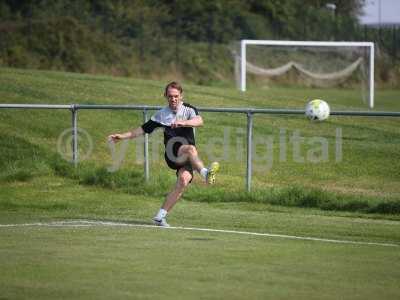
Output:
top-left (305, 99), bottom-right (330, 121)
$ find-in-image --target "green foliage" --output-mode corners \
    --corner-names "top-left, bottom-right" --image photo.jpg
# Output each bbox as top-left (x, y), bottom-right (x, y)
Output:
top-left (0, 16), bottom-right (126, 73)
top-left (1, 0), bottom-right (397, 85)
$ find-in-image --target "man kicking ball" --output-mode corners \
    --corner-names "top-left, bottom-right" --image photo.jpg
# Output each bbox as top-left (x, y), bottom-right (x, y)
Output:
top-left (108, 81), bottom-right (219, 227)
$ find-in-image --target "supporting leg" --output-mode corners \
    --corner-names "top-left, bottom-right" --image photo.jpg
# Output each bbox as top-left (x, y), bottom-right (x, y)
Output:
top-left (161, 168), bottom-right (193, 212)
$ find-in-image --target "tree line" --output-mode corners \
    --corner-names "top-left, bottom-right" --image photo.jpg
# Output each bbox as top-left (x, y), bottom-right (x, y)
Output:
top-left (0, 0), bottom-right (398, 86)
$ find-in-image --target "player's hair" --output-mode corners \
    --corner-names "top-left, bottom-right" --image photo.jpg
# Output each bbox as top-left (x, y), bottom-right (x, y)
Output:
top-left (164, 81), bottom-right (183, 97)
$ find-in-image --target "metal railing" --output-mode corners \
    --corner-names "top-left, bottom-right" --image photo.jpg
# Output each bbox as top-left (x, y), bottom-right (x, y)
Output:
top-left (1, 103), bottom-right (400, 191)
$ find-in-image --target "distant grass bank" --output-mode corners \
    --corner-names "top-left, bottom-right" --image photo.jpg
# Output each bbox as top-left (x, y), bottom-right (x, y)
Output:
top-left (1, 67), bottom-right (399, 218)
top-left (2, 151), bottom-right (399, 216)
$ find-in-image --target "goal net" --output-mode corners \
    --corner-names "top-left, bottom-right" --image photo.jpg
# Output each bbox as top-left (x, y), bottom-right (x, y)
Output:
top-left (233, 40), bottom-right (375, 108)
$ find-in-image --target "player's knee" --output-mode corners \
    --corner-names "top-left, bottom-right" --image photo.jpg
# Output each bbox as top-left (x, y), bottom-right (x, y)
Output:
top-left (187, 145), bottom-right (197, 156)
top-left (179, 145), bottom-right (197, 158)
top-left (178, 173), bottom-right (192, 188)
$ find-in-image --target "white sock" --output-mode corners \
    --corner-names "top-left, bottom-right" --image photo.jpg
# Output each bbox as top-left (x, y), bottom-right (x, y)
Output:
top-left (200, 167), bottom-right (208, 179)
top-left (155, 208), bottom-right (168, 220)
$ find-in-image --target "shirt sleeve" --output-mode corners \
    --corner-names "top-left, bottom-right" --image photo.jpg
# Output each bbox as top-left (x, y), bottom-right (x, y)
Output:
top-left (184, 103), bottom-right (199, 120)
top-left (141, 119), bottom-right (163, 134)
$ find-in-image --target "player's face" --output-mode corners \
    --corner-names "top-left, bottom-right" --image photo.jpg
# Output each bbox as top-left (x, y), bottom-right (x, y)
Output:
top-left (166, 87), bottom-right (182, 111)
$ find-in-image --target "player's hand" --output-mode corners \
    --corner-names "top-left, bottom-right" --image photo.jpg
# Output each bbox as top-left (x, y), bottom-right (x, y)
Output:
top-left (171, 120), bottom-right (186, 128)
top-left (108, 134), bottom-right (123, 143)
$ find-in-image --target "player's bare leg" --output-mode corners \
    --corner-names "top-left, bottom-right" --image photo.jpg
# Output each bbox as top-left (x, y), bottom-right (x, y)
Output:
top-left (177, 145), bottom-right (205, 172)
top-left (153, 169), bottom-right (192, 227)
top-left (162, 168), bottom-right (192, 211)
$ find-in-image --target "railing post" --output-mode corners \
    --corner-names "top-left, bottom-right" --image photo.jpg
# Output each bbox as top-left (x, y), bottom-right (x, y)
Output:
top-left (143, 109), bottom-right (149, 182)
top-left (71, 104), bottom-right (78, 166)
top-left (246, 112), bottom-right (253, 192)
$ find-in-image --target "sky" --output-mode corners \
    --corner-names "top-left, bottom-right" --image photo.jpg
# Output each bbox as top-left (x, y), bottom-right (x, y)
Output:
top-left (359, 0), bottom-right (400, 25)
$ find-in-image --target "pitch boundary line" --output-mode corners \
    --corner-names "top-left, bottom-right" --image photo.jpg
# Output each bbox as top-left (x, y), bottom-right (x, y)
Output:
top-left (0, 220), bottom-right (398, 247)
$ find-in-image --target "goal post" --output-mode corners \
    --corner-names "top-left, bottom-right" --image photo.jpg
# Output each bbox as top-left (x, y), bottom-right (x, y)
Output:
top-left (239, 40), bottom-right (375, 108)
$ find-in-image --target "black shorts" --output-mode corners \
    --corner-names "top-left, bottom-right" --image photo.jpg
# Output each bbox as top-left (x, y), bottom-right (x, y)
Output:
top-left (164, 143), bottom-right (194, 180)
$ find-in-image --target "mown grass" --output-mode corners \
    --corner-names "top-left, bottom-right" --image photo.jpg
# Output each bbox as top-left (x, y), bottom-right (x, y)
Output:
top-left (1, 172), bottom-right (400, 242)
top-left (1, 225), bottom-right (400, 300)
top-left (1, 171), bottom-right (400, 299)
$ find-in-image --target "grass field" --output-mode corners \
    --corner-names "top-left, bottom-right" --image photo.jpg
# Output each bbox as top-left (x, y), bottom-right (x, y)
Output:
top-left (1, 67), bottom-right (400, 299)
top-left (1, 223), bottom-right (399, 300)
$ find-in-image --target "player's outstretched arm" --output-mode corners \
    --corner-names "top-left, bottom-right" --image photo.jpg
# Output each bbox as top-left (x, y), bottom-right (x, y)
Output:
top-left (108, 127), bottom-right (144, 143)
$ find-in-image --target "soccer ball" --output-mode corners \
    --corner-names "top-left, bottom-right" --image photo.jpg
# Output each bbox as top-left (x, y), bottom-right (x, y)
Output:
top-left (305, 99), bottom-right (330, 121)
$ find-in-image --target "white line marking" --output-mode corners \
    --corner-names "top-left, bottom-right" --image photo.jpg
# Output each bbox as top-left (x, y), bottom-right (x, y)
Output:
top-left (0, 220), bottom-right (398, 248)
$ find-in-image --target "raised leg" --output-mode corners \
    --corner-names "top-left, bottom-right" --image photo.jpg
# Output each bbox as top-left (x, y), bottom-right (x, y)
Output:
top-left (177, 144), bottom-right (205, 173)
